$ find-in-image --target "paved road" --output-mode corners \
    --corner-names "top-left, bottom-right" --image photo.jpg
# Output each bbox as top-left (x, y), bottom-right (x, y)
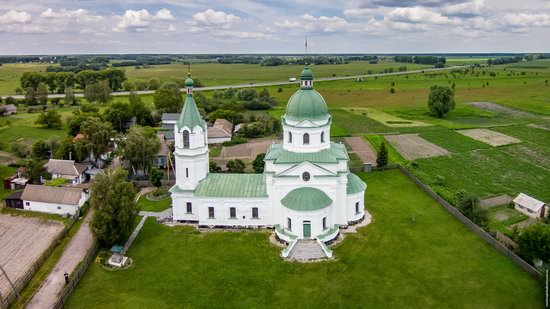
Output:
top-left (6, 65), bottom-right (467, 100)
top-left (27, 209), bottom-right (95, 309)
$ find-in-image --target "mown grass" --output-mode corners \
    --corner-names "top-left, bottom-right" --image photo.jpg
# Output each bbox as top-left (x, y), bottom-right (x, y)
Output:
top-left (137, 196), bottom-right (171, 212)
top-left (65, 169), bottom-right (544, 308)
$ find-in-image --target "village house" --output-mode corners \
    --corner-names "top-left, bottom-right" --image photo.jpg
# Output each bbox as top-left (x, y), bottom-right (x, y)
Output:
top-left (44, 159), bottom-right (88, 184)
top-left (513, 193), bottom-right (548, 219)
top-left (1, 104), bottom-right (17, 116)
top-left (161, 113), bottom-right (234, 144)
top-left (19, 184), bottom-right (89, 216)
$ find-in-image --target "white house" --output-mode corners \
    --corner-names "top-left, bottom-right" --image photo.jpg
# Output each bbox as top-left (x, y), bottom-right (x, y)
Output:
top-left (21, 184), bottom-right (88, 216)
top-left (513, 193), bottom-right (548, 219)
top-left (170, 68), bottom-right (367, 257)
top-left (44, 159), bottom-right (88, 184)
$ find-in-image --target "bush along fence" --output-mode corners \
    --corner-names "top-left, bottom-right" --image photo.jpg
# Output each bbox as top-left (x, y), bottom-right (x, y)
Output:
top-left (53, 241), bottom-right (99, 309)
top-left (1, 218), bottom-right (76, 309)
top-left (397, 165), bottom-right (543, 280)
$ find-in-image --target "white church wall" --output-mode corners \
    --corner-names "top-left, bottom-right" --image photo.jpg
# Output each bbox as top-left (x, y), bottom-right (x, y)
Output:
top-left (195, 198), bottom-right (270, 227)
top-left (281, 206), bottom-right (332, 239)
top-left (346, 191), bottom-right (365, 223)
top-left (283, 123), bottom-right (331, 153)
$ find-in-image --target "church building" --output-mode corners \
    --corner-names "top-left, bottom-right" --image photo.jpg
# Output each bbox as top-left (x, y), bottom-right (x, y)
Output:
top-left (170, 66), bottom-right (367, 254)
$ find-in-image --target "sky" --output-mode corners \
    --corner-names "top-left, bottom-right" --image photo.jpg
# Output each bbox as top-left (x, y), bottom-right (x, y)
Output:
top-left (0, 0), bottom-right (549, 55)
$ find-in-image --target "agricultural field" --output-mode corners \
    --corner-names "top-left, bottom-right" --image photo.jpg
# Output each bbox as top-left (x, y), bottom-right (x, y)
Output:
top-left (0, 63), bottom-right (54, 95)
top-left (65, 170), bottom-right (544, 308)
top-left (0, 213), bottom-right (65, 298)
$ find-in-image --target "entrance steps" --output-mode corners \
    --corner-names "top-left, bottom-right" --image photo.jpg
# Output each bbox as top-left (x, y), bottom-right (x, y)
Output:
top-left (287, 239), bottom-right (327, 261)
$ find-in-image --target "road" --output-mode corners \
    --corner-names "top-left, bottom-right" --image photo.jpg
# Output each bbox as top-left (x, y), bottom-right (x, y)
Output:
top-left (26, 209), bottom-right (95, 309)
top-left (6, 65), bottom-right (467, 100)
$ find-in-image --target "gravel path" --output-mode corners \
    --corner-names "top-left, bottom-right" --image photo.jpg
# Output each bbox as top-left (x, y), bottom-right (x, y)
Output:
top-left (27, 209), bottom-right (95, 309)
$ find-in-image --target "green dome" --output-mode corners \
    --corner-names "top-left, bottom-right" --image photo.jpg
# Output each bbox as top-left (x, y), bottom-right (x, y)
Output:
top-left (300, 66), bottom-right (313, 80)
top-left (185, 73), bottom-right (194, 87)
top-left (285, 89), bottom-right (329, 120)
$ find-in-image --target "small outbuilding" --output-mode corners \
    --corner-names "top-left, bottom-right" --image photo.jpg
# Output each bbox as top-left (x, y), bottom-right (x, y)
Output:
top-left (21, 184), bottom-right (88, 216)
top-left (207, 118), bottom-right (233, 144)
top-left (513, 193), bottom-right (548, 219)
top-left (1, 104), bottom-right (17, 115)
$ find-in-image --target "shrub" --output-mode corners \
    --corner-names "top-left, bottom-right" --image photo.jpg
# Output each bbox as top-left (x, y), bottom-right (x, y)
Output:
top-left (226, 159), bottom-right (245, 173)
top-left (222, 136), bottom-right (247, 146)
top-left (376, 142), bottom-right (388, 167)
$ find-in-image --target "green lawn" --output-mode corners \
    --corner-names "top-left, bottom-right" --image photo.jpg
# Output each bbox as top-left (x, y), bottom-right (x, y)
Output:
top-left (137, 196), bottom-right (171, 212)
top-left (65, 169), bottom-right (543, 308)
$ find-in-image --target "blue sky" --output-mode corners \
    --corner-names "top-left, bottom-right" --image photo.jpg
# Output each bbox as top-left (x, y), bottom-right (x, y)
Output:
top-left (0, 0), bottom-right (549, 54)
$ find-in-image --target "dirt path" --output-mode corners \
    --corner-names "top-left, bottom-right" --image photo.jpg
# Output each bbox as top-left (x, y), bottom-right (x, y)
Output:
top-left (27, 209), bottom-right (95, 309)
top-left (344, 137), bottom-right (378, 166)
top-left (465, 102), bottom-right (549, 119)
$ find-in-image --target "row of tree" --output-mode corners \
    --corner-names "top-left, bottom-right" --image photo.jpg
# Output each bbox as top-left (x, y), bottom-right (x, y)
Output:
top-left (20, 68), bottom-right (127, 93)
top-left (394, 56), bottom-right (446, 66)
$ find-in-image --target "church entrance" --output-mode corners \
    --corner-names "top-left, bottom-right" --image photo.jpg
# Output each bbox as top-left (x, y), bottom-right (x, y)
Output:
top-left (303, 221), bottom-right (311, 238)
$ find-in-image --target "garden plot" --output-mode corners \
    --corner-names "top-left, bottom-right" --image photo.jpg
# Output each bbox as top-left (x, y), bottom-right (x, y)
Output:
top-left (0, 214), bottom-right (64, 297)
top-left (458, 129), bottom-right (521, 147)
top-left (344, 137), bottom-right (378, 165)
top-left (344, 107), bottom-right (429, 127)
top-left (385, 134), bottom-right (449, 160)
top-left (220, 139), bottom-right (279, 160)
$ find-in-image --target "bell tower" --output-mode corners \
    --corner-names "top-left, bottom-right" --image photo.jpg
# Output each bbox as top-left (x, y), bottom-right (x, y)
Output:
top-left (173, 73), bottom-right (209, 190)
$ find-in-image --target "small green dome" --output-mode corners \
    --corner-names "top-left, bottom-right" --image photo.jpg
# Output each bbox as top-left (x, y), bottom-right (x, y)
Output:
top-left (185, 73), bottom-right (194, 87)
top-left (300, 66), bottom-right (313, 80)
top-left (285, 89), bottom-right (329, 120)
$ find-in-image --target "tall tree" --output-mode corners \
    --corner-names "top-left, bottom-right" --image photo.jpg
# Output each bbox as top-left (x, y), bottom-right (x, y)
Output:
top-left (91, 168), bottom-right (138, 246)
top-left (427, 85), bottom-right (455, 118)
top-left (376, 142), bottom-right (388, 168)
top-left (36, 82), bottom-right (49, 105)
top-left (153, 82), bottom-right (182, 113)
top-left (129, 91), bottom-right (154, 126)
top-left (25, 87), bottom-right (37, 106)
top-left (517, 224), bottom-right (550, 263)
top-left (27, 159), bottom-right (50, 184)
top-left (81, 117), bottom-right (114, 164)
top-left (32, 140), bottom-right (50, 160)
top-left (104, 101), bottom-right (133, 132)
top-left (55, 138), bottom-right (76, 160)
top-left (122, 125), bottom-right (160, 176)
top-left (64, 86), bottom-right (76, 106)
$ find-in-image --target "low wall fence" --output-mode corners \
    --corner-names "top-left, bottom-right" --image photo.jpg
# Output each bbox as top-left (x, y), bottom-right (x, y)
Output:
top-left (53, 241), bottom-right (99, 309)
top-left (1, 218), bottom-right (75, 309)
top-left (397, 165), bottom-right (542, 280)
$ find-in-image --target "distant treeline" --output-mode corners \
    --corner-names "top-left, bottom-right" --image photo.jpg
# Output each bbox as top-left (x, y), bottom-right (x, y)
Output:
top-left (20, 68), bottom-right (126, 93)
top-left (487, 57), bottom-right (522, 65)
top-left (394, 56), bottom-right (446, 67)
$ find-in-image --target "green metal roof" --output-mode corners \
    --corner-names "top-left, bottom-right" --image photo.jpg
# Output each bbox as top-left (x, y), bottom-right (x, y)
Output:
top-left (176, 95), bottom-right (206, 131)
top-left (265, 143), bottom-right (349, 164)
top-left (347, 173), bottom-right (367, 194)
top-left (300, 65), bottom-right (313, 80)
top-left (285, 89), bottom-right (329, 120)
top-left (281, 187), bottom-right (332, 211)
top-left (195, 173), bottom-right (268, 198)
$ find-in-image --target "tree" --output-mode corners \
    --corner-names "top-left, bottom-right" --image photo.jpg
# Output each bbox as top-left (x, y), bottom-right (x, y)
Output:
top-left (25, 87), bottom-right (37, 106)
top-left (458, 192), bottom-right (487, 227)
top-left (376, 142), bottom-right (388, 168)
top-left (153, 82), bottom-right (182, 113)
top-left (32, 140), bottom-right (50, 160)
top-left (122, 125), bottom-right (160, 176)
top-left (129, 91), bottom-right (154, 126)
top-left (55, 138), bottom-right (75, 160)
top-left (122, 81), bottom-right (135, 91)
top-left (227, 159), bottom-right (245, 173)
top-left (5, 96), bottom-right (16, 105)
top-left (84, 81), bottom-right (112, 104)
top-left (37, 82), bottom-right (49, 105)
top-left (237, 88), bottom-right (258, 101)
top-left (64, 86), bottom-right (76, 106)
top-left (149, 168), bottom-right (163, 188)
top-left (36, 109), bottom-right (62, 128)
top-left (516, 224), bottom-right (550, 263)
top-left (81, 117), bottom-right (114, 164)
top-left (252, 153), bottom-right (266, 173)
top-left (91, 168), bottom-right (138, 246)
top-left (27, 159), bottom-right (50, 184)
top-left (428, 85), bottom-right (455, 118)
top-left (209, 161), bottom-right (222, 173)
top-left (135, 79), bottom-right (148, 91)
top-left (259, 88), bottom-right (270, 98)
top-left (0, 106), bottom-right (6, 117)
top-left (11, 140), bottom-right (29, 158)
top-left (104, 101), bottom-right (133, 132)
top-left (148, 78), bottom-right (160, 90)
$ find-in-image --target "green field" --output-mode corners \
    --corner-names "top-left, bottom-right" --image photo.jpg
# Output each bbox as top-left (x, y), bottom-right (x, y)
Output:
top-left (65, 169), bottom-right (543, 308)
top-left (0, 63), bottom-right (54, 95)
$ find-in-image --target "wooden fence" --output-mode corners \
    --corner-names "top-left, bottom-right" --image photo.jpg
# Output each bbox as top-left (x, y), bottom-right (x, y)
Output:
top-left (397, 165), bottom-right (542, 280)
top-left (53, 242), bottom-right (99, 309)
top-left (1, 218), bottom-right (76, 308)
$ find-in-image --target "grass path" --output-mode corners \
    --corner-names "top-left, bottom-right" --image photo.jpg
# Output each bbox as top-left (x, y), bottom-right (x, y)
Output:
top-left (65, 169), bottom-right (543, 308)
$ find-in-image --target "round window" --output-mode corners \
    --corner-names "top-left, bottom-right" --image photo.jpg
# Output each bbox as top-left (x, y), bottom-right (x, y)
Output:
top-left (302, 172), bottom-right (310, 181)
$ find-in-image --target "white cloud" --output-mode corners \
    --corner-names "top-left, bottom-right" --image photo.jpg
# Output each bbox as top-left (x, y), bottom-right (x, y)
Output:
top-left (277, 14), bottom-right (357, 33)
top-left (114, 8), bottom-right (174, 32)
top-left (192, 9), bottom-right (240, 27)
top-left (441, 0), bottom-right (485, 16)
top-left (40, 8), bottom-right (103, 22)
top-left (502, 13), bottom-right (550, 28)
top-left (387, 7), bottom-right (462, 25)
top-left (0, 10), bottom-right (31, 25)
top-left (343, 8), bottom-right (376, 18)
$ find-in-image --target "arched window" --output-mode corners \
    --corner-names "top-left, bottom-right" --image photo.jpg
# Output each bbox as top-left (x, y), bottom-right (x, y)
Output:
top-left (303, 133), bottom-right (310, 145)
top-left (182, 130), bottom-right (190, 148)
top-left (321, 132), bottom-right (325, 143)
top-left (288, 131), bottom-right (292, 143)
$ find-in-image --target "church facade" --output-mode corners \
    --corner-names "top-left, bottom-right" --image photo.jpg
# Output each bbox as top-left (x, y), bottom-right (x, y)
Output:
top-left (170, 66), bottom-right (367, 245)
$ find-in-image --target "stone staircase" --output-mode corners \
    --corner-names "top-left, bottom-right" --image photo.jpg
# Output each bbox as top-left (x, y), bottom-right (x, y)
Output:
top-left (287, 239), bottom-right (328, 261)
